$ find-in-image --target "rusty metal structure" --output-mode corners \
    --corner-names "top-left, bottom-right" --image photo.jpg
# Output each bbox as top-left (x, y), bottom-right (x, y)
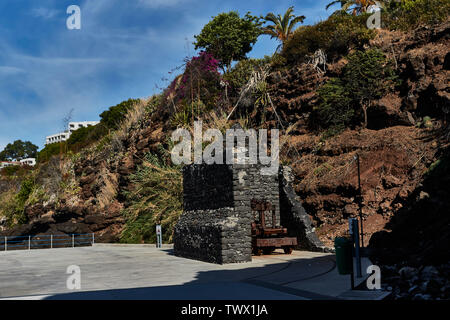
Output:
top-left (250, 199), bottom-right (297, 255)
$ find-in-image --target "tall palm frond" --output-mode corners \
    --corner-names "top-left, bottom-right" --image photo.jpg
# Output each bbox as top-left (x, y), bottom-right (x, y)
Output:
top-left (261, 6), bottom-right (305, 49)
top-left (326, 0), bottom-right (383, 16)
top-left (326, 0), bottom-right (347, 10)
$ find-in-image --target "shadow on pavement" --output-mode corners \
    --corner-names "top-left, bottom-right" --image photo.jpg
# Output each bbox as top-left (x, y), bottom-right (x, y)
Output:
top-left (42, 252), bottom-right (338, 300)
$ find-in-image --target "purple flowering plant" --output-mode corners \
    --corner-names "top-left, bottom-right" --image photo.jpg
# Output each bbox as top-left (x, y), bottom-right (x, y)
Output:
top-left (165, 51), bottom-right (223, 111)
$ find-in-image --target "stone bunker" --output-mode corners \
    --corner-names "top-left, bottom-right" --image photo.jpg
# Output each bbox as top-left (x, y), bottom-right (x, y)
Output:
top-left (173, 163), bottom-right (325, 264)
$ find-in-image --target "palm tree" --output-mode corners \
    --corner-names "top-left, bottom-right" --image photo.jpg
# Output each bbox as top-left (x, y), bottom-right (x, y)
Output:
top-left (261, 6), bottom-right (305, 51)
top-left (326, 0), bottom-right (381, 16)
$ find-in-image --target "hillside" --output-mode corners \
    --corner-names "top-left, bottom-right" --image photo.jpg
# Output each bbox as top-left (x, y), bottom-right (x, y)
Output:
top-left (0, 3), bottom-right (449, 299)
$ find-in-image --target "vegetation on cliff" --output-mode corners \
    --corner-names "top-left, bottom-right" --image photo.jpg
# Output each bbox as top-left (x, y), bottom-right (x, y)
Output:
top-left (120, 154), bottom-right (182, 244)
top-left (316, 48), bottom-right (399, 135)
top-left (0, 140), bottom-right (38, 161)
top-left (1, 1), bottom-right (449, 270)
top-left (194, 11), bottom-right (263, 72)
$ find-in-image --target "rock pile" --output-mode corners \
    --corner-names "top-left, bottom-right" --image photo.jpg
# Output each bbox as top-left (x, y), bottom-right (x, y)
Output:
top-left (381, 264), bottom-right (450, 300)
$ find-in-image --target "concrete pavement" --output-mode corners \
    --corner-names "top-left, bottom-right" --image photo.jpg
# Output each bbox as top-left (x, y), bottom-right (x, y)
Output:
top-left (0, 244), bottom-right (389, 300)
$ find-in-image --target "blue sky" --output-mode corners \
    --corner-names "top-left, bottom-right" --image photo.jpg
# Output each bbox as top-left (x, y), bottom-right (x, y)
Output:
top-left (0, 0), bottom-right (332, 151)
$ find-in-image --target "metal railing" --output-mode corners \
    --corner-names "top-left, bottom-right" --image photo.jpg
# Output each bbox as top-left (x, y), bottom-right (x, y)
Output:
top-left (0, 233), bottom-right (94, 251)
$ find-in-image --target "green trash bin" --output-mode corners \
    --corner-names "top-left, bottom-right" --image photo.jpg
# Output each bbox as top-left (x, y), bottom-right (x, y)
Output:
top-left (334, 237), bottom-right (353, 275)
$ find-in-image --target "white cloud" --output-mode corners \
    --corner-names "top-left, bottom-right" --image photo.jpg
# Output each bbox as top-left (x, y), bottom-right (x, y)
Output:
top-left (0, 38), bottom-right (108, 149)
top-left (82, 0), bottom-right (191, 15)
top-left (1, 0), bottom-right (333, 151)
top-left (0, 66), bottom-right (25, 76)
top-left (30, 7), bottom-right (59, 19)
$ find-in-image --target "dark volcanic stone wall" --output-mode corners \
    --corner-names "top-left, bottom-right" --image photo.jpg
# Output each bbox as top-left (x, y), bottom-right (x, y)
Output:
top-left (174, 163), bottom-right (280, 264)
top-left (232, 164), bottom-right (280, 228)
top-left (173, 209), bottom-right (228, 264)
top-left (279, 166), bottom-right (326, 252)
top-left (182, 164), bottom-right (233, 211)
top-left (174, 163), bottom-right (324, 264)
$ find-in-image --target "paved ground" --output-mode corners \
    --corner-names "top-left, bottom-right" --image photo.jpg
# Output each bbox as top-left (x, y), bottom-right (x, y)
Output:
top-left (0, 244), bottom-right (388, 300)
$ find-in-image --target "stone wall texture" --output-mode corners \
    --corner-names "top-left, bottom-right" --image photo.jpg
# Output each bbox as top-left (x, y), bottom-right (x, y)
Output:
top-left (279, 166), bottom-right (327, 252)
top-left (174, 163), bottom-right (325, 264)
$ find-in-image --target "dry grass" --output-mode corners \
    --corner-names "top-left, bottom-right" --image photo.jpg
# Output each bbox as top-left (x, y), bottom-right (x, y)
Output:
top-left (96, 168), bottom-right (119, 209)
top-left (0, 188), bottom-right (19, 225)
top-left (115, 97), bottom-right (151, 141)
top-left (203, 110), bottom-right (233, 133)
top-left (80, 97), bottom-right (152, 160)
top-left (120, 154), bottom-right (182, 244)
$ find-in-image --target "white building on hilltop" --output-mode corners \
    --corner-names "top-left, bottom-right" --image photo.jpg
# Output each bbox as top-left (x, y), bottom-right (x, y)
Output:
top-left (45, 121), bottom-right (99, 145)
top-left (0, 161), bottom-right (20, 169)
top-left (0, 158), bottom-right (36, 169)
top-left (45, 132), bottom-right (70, 145)
top-left (20, 158), bottom-right (36, 166)
top-left (68, 121), bottom-right (100, 133)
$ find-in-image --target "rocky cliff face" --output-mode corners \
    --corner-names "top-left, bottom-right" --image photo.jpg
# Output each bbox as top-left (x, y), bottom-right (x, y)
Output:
top-left (267, 20), bottom-right (449, 249)
top-left (266, 20), bottom-right (449, 300)
top-left (0, 21), bottom-right (448, 263)
top-left (0, 111), bottom-right (168, 242)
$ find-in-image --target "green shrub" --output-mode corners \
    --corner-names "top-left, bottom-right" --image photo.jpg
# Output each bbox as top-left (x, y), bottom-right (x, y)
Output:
top-left (223, 56), bottom-right (272, 94)
top-left (37, 142), bottom-right (64, 163)
top-left (282, 13), bottom-right (375, 65)
top-left (67, 124), bottom-right (108, 153)
top-left (0, 165), bottom-right (20, 176)
top-left (426, 153), bottom-right (450, 177)
top-left (100, 98), bottom-right (141, 130)
top-left (26, 185), bottom-right (49, 206)
top-left (315, 48), bottom-right (398, 134)
top-left (120, 153), bottom-right (182, 244)
top-left (17, 178), bottom-right (34, 206)
top-left (67, 125), bottom-right (96, 146)
top-left (316, 78), bottom-right (354, 130)
top-left (384, 0), bottom-right (450, 31)
top-left (194, 11), bottom-right (263, 72)
top-left (2, 177), bottom-right (35, 225)
top-left (0, 189), bottom-right (21, 226)
top-left (0, 165), bottom-right (32, 177)
top-left (269, 52), bottom-right (288, 70)
top-left (145, 94), bottom-right (163, 114)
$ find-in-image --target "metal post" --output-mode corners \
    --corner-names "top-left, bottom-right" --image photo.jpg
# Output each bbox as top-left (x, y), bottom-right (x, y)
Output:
top-left (29, 236), bottom-right (31, 250)
top-left (355, 154), bottom-right (364, 248)
top-left (349, 219), bottom-right (355, 290)
top-left (51, 234), bottom-right (53, 249)
top-left (72, 234), bottom-right (74, 248)
top-left (92, 233), bottom-right (95, 245)
top-left (156, 224), bottom-right (162, 248)
top-left (4, 236), bottom-right (6, 251)
top-left (352, 218), bottom-right (362, 278)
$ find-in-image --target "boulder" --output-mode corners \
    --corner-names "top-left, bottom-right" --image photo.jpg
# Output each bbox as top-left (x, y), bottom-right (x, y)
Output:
top-left (136, 138), bottom-right (149, 151)
top-left (80, 174), bottom-right (96, 186)
top-left (399, 266), bottom-right (419, 280)
top-left (421, 265), bottom-right (440, 279)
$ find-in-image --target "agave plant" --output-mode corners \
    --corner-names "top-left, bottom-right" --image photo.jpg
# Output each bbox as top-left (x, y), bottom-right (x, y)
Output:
top-left (326, 0), bottom-right (384, 15)
top-left (261, 6), bottom-right (305, 50)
